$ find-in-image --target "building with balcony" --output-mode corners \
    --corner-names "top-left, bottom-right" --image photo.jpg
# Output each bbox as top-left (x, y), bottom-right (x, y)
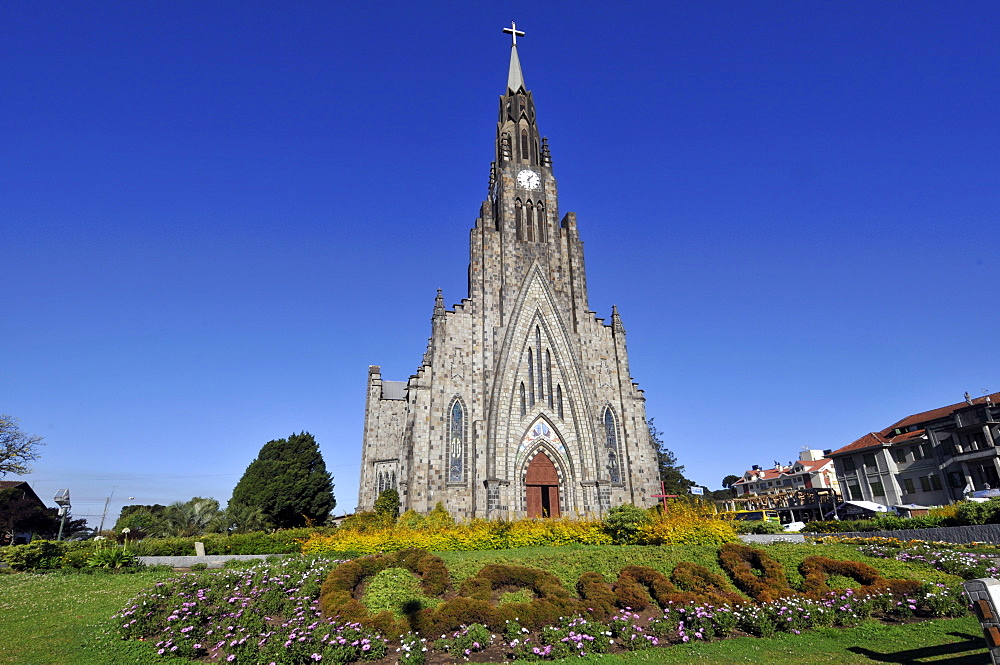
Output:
top-left (827, 392), bottom-right (1000, 508)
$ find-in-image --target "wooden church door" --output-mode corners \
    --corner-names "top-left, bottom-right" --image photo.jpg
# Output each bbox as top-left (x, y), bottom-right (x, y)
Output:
top-left (525, 452), bottom-right (560, 518)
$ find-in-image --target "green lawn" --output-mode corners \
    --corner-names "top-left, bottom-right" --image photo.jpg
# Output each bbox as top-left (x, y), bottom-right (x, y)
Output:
top-left (574, 618), bottom-right (988, 664)
top-left (0, 570), bottom-right (186, 665)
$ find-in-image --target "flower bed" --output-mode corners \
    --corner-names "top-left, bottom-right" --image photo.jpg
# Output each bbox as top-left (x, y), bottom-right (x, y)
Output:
top-left (115, 544), bottom-right (972, 663)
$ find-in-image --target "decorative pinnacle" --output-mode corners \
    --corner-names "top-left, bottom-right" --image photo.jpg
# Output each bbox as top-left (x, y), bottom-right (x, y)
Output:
top-left (433, 288), bottom-right (445, 317)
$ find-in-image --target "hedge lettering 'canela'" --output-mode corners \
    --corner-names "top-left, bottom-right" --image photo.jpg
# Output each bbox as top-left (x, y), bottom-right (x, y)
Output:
top-left (318, 544), bottom-right (921, 636)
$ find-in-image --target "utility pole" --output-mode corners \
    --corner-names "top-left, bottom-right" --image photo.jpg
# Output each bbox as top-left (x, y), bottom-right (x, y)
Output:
top-left (97, 487), bottom-right (116, 533)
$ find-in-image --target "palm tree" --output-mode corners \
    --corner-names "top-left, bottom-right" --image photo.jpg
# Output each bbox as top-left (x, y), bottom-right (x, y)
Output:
top-left (161, 497), bottom-right (226, 537)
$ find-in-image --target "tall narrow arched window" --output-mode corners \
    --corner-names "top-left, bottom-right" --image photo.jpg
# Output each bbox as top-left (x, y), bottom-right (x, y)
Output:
top-left (527, 348), bottom-right (535, 406)
top-left (556, 385), bottom-right (564, 419)
top-left (448, 399), bottom-right (465, 483)
top-left (546, 350), bottom-right (553, 409)
top-left (536, 202), bottom-right (545, 242)
top-left (390, 471), bottom-right (396, 490)
top-left (520, 382), bottom-right (526, 417)
top-left (604, 408), bottom-right (622, 484)
top-left (515, 199), bottom-right (523, 241)
top-left (526, 202), bottom-right (535, 242)
top-left (535, 327), bottom-right (544, 397)
top-left (520, 128), bottom-right (529, 161)
top-left (533, 138), bottom-right (540, 165)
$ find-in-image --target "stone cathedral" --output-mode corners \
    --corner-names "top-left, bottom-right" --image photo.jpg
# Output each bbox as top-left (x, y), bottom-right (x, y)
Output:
top-left (358, 26), bottom-right (661, 519)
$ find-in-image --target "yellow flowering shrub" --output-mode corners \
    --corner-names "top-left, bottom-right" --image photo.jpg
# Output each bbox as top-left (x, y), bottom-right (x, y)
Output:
top-left (637, 501), bottom-right (738, 546)
top-left (302, 518), bottom-right (612, 555)
top-left (302, 505), bottom-right (739, 554)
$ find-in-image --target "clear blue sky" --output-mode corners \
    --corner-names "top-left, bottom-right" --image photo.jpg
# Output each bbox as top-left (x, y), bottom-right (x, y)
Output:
top-left (2, 2), bottom-right (997, 527)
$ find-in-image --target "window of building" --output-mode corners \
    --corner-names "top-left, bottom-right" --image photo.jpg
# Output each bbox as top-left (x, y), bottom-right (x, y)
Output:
top-left (527, 348), bottom-right (535, 406)
top-left (922, 443), bottom-right (934, 459)
top-left (930, 474), bottom-right (942, 491)
top-left (949, 472), bottom-right (965, 488)
top-left (520, 129), bottom-right (529, 161)
top-left (519, 383), bottom-right (526, 417)
top-left (841, 457), bottom-right (856, 473)
top-left (893, 448), bottom-right (907, 464)
top-left (556, 385), bottom-right (563, 419)
top-left (526, 202), bottom-right (535, 242)
top-left (919, 476), bottom-right (932, 492)
top-left (848, 484), bottom-right (863, 500)
top-left (870, 480), bottom-right (885, 497)
top-left (535, 327), bottom-right (544, 397)
top-left (604, 408), bottom-right (621, 484)
top-left (515, 199), bottom-right (523, 240)
top-left (902, 478), bottom-right (915, 494)
top-left (545, 350), bottom-right (553, 409)
top-left (910, 445), bottom-right (923, 460)
top-left (536, 202), bottom-right (545, 242)
top-left (448, 399), bottom-right (465, 483)
top-left (862, 452), bottom-right (877, 468)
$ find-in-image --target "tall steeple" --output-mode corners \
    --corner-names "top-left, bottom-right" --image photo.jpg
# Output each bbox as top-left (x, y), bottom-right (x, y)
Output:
top-left (496, 21), bottom-right (544, 169)
top-left (504, 22), bottom-right (527, 94)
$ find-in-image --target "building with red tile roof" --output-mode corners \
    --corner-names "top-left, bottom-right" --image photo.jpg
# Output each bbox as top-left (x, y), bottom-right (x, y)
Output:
top-left (827, 392), bottom-right (1000, 509)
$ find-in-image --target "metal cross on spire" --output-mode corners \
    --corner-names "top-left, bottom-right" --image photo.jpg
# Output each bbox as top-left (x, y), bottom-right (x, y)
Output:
top-left (503, 21), bottom-right (525, 46)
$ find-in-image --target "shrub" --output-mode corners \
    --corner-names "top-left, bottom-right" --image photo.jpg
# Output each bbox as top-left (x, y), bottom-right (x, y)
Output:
top-left (718, 543), bottom-right (792, 602)
top-left (799, 556), bottom-right (884, 596)
top-left (374, 489), bottom-right (401, 520)
top-left (87, 546), bottom-right (142, 570)
top-left (1, 540), bottom-right (67, 571)
top-left (604, 504), bottom-right (652, 544)
top-left (731, 520), bottom-right (786, 535)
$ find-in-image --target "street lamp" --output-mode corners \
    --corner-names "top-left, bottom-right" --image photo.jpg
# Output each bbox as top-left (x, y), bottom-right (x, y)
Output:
top-left (54, 489), bottom-right (71, 541)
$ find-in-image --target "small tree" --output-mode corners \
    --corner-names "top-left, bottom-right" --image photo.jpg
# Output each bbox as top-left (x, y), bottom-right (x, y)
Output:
top-left (161, 497), bottom-right (225, 537)
top-left (230, 432), bottom-right (336, 529)
top-left (373, 488), bottom-right (400, 520)
top-left (0, 415), bottom-right (43, 477)
top-left (223, 501), bottom-right (272, 533)
top-left (722, 475), bottom-right (741, 489)
top-left (648, 418), bottom-right (694, 496)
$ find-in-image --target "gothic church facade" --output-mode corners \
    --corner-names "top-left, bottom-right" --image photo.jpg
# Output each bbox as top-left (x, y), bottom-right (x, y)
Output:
top-left (358, 30), bottom-right (661, 519)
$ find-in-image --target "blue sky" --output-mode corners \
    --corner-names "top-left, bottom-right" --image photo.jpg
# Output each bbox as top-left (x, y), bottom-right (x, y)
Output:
top-left (2, 2), bottom-right (997, 526)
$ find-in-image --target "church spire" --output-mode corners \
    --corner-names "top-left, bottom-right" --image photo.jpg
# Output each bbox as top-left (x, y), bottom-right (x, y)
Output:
top-left (496, 21), bottom-right (543, 169)
top-left (504, 21), bottom-right (527, 94)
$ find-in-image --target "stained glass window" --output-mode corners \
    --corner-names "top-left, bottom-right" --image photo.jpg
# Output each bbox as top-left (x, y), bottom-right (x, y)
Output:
top-left (604, 408), bottom-right (621, 484)
top-left (449, 399), bottom-right (464, 483)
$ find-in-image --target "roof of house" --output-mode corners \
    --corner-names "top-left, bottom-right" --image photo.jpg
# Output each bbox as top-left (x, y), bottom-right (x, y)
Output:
top-left (883, 392), bottom-right (1000, 433)
top-left (0, 480), bottom-right (45, 506)
top-left (830, 391), bottom-right (1000, 457)
top-left (733, 458), bottom-right (832, 485)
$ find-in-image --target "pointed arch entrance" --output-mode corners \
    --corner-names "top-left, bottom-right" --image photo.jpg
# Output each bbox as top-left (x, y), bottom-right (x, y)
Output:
top-left (525, 452), bottom-right (560, 518)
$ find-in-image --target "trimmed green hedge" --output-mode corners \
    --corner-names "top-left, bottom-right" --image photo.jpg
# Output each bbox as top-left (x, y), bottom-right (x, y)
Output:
top-left (129, 528), bottom-right (337, 556)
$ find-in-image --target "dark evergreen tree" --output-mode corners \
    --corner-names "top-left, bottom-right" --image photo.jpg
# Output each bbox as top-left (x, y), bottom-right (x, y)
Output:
top-left (230, 432), bottom-right (336, 528)
top-left (722, 474), bottom-right (741, 489)
top-left (648, 418), bottom-right (695, 496)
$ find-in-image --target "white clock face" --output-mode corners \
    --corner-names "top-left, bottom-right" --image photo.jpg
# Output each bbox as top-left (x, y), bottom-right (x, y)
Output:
top-left (517, 169), bottom-right (540, 190)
